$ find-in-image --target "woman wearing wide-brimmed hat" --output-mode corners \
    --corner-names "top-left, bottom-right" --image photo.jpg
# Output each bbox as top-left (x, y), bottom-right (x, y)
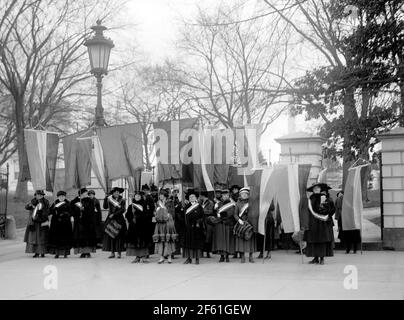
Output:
top-left (49, 191), bottom-right (73, 258)
top-left (153, 189), bottom-right (178, 264)
top-left (24, 190), bottom-right (50, 258)
top-left (233, 187), bottom-right (257, 263)
top-left (303, 182), bottom-right (335, 265)
top-left (125, 190), bottom-right (152, 263)
top-left (211, 189), bottom-right (236, 262)
top-left (182, 189), bottom-right (205, 265)
top-left (71, 188), bottom-right (98, 258)
top-left (102, 187), bottom-right (127, 259)
top-left (88, 189), bottom-right (103, 246)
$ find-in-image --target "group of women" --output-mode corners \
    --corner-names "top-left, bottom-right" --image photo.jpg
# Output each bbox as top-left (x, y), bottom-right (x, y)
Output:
top-left (23, 181), bottom-right (361, 265)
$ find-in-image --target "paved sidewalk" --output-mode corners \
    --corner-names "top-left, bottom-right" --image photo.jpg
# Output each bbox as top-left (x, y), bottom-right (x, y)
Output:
top-left (1, 234), bottom-right (403, 300)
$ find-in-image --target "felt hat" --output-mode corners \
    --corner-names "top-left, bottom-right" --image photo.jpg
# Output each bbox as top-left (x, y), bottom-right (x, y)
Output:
top-left (185, 189), bottom-right (199, 200)
top-left (88, 190), bottom-right (96, 196)
top-left (306, 182), bottom-right (332, 193)
top-left (110, 187), bottom-right (124, 194)
top-left (230, 185), bottom-right (241, 192)
top-left (78, 188), bottom-right (88, 196)
top-left (141, 184), bottom-right (150, 191)
top-left (34, 190), bottom-right (45, 196)
top-left (56, 190), bottom-right (66, 197)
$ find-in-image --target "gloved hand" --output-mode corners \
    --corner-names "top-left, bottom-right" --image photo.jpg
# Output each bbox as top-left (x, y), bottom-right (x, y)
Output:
top-left (238, 219), bottom-right (244, 225)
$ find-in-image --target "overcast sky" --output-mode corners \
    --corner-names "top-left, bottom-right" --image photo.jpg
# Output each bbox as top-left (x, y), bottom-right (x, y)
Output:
top-left (111, 0), bottom-right (322, 163)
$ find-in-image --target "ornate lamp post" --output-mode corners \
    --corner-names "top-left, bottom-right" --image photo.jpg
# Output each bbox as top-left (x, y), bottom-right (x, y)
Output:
top-left (84, 20), bottom-right (114, 127)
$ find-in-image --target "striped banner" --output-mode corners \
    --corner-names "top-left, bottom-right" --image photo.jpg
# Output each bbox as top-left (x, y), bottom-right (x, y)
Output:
top-left (341, 165), bottom-right (368, 231)
top-left (25, 129), bottom-right (59, 191)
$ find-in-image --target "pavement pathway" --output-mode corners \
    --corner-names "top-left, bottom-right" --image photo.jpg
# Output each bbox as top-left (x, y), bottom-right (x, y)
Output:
top-left (0, 230), bottom-right (403, 300)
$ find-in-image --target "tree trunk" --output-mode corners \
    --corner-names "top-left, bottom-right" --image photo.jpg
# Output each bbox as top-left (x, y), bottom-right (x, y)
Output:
top-left (14, 96), bottom-right (29, 201)
top-left (399, 78), bottom-right (404, 126)
top-left (342, 86), bottom-right (356, 189)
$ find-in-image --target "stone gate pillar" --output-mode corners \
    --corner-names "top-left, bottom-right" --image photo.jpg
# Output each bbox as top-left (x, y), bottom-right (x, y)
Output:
top-left (378, 127), bottom-right (404, 250)
top-left (275, 132), bottom-right (324, 187)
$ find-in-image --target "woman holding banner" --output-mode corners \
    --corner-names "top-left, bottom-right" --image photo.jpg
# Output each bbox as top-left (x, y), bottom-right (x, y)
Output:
top-left (212, 189), bottom-right (236, 262)
top-left (125, 190), bottom-right (152, 263)
top-left (304, 183), bottom-right (335, 265)
top-left (153, 190), bottom-right (178, 264)
top-left (233, 187), bottom-right (256, 263)
top-left (182, 190), bottom-right (205, 265)
top-left (71, 188), bottom-right (98, 258)
top-left (49, 191), bottom-right (72, 258)
top-left (102, 187), bottom-right (127, 259)
top-left (24, 190), bottom-right (50, 258)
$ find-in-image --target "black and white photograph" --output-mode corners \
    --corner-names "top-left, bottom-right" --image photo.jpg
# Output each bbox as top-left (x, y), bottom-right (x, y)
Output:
top-left (0, 0), bottom-right (404, 308)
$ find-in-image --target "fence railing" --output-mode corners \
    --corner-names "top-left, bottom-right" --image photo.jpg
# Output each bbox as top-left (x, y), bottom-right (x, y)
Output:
top-left (0, 164), bottom-right (10, 239)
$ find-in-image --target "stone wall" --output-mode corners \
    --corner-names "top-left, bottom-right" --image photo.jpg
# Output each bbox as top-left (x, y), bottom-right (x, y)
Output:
top-left (378, 127), bottom-right (404, 250)
top-left (275, 132), bottom-right (324, 186)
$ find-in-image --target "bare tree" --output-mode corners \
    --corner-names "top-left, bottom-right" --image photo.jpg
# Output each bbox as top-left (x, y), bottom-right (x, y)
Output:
top-left (118, 63), bottom-right (194, 169)
top-left (171, 1), bottom-right (292, 130)
top-left (0, 0), bottom-right (126, 200)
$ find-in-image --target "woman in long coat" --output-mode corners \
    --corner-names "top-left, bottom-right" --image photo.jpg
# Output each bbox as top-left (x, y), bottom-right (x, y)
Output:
top-left (125, 191), bottom-right (152, 263)
top-left (102, 187), bottom-right (127, 258)
top-left (71, 188), bottom-right (98, 258)
top-left (200, 191), bottom-right (215, 258)
top-left (233, 187), bottom-right (257, 263)
top-left (49, 191), bottom-right (72, 258)
top-left (304, 183), bottom-right (335, 265)
top-left (212, 189), bottom-right (236, 262)
top-left (153, 190), bottom-right (178, 264)
top-left (183, 190), bottom-right (206, 265)
top-left (335, 191), bottom-right (361, 254)
top-left (24, 190), bottom-right (50, 257)
top-left (88, 190), bottom-right (103, 246)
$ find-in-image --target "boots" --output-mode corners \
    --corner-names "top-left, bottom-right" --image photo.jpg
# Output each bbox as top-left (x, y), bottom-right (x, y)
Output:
top-left (108, 253), bottom-right (115, 259)
top-left (183, 258), bottom-right (192, 264)
top-left (319, 257), bottom-right (324, 265)
top-left (219, 255), bottom-right (225, 262)
top-left (240, 253), bottom-right (246, 263)
top-left (54, 255), bottom-right (59, 259)
top-left (225, 254), bottom-right (230, 263)
top-left (309, 257), bottom-right (319, 264)
top-left (249, 253), bottom-right (255, 263)
top-left (195, 258), bottom-right (200, 265)
top-left (33, 253), bottom-right (39, 258)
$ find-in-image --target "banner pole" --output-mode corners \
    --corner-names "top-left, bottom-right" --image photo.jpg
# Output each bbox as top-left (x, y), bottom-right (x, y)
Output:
top-left (262, 220), bottom-right (267, 264)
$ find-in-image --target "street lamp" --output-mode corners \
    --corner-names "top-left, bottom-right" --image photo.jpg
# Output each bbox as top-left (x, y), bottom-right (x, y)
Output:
top-left (84, 19), bottom-right (114, 127)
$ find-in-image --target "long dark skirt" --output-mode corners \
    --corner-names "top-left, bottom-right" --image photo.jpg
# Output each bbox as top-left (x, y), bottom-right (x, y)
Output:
top-left (212, 223), bottom-right (235, 255)
top-left (305, 242), bottom-right (334, 257)
top-left (24, 223), bottom-right (49, 254)
top-left (183, 248), bottom-right (202, 259)
top-left (102, 234), bottom-right (126, 253)
top-left (235, 233), bottom-right (257, 253)
top-left (48, 219), bottom-right (73, 255)
top-left (126, 244), bottom-right (149, 257)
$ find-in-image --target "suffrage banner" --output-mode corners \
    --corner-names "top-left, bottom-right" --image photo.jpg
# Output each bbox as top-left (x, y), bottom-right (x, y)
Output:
top-left (342, 165), bottom-right (368, 231)
top-left (62, 130), bottom-right (92, 189)
top-left (153, 118), bottom-right (198, 185)
top-left (25, 129), bottom-right (59, 191)
top-left (97, 123), bottom-right (144, 181)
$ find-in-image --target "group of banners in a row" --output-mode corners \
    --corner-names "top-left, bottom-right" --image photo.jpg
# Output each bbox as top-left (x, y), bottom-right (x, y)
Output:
top-left (22, 119), bottom-right (364, 234)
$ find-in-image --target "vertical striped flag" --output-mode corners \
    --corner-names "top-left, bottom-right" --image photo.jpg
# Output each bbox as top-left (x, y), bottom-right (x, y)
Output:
top-left (24, 129), bottom-right (59, 192)
top-left (341, 164), bottom-right (369, 231)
